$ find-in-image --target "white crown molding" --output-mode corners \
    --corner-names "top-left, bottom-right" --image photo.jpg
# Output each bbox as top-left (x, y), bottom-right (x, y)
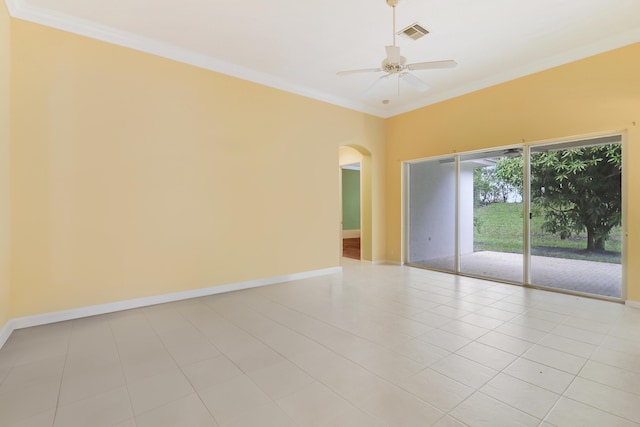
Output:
top-left (4, 0), bottom-right (17, 15)
top-left (6, 0), bottom-right (640, 119)
top-left (0, 265), bottom-right (342, 349)
top-left (4, 0), bottom-right (387, 118)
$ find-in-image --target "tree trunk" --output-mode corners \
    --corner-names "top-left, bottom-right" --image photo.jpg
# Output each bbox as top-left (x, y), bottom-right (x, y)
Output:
top-left (586, 228), bottom-right (606, 252)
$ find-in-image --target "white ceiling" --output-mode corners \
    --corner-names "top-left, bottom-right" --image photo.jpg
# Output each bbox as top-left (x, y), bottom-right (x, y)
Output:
top-left (6, 0), bottom-right (640, 117)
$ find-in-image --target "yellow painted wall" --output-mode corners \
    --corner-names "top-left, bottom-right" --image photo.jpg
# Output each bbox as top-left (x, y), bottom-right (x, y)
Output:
top-left (9, 20), bottom-right (385, 317)
top-left (338, 146), bottom-right (363, 167)
top-left (337, 119), bottom-right (386, 262)
top-left (0, 0), bottom-right (10, 327)
top-left (365, 116), bottom-right (387, 262)
top-left (3, 9), bottom-right (637, 323)
top-left (385, 43), bottom-right (640, 301)
top-left (339, 119), bottom-right (387, 262)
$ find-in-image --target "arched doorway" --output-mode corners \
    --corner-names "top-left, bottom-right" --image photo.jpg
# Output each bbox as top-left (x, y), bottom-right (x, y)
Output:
top-left (339, 145), bottom-right (372, 262)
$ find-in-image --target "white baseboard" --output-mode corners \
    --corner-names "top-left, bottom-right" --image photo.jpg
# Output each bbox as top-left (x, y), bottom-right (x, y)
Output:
top-left (0, 319), bottom-right (13, 349)
top-left (364, 260), bottom-right (401, 265)
top-left (342, 230), bottom-right (361, 239)
top-left (1, 266), bottom-right (342, 348)
top-left (356, 259), bottom-right (401, 265)
top-left (625, 300), bottom-right (640, 310)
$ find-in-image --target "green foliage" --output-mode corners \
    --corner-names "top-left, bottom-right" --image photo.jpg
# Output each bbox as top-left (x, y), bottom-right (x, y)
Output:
top-left (473, 167), bottom-right (499, 206)
top-left (480, 143), bottom-right (622, 252)
top-left (473, 157), bottom-right (523, 207)
top-left (473, 202), bottom-right (524, 254)
top-left (473, 215), bottom-right (482, 234)
top-left (495, 156), bottom-right (524, 195)
top-left (530, 144), bottom-right (621, 252)
top-left (475, 202), bottom-right (621, 263)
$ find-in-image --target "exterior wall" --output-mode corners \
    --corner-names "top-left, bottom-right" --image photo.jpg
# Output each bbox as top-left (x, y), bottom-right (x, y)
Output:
top-left (458, 163), bottom-right (475, 255)
top-left (386, 43), bottom-right (640, 301)
top-left (406, 160), bottom-right (456, 263)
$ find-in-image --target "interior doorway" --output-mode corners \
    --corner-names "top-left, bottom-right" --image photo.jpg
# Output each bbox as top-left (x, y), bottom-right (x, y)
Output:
top-left (339, 146), bottom-right (365, 261)
top-left (341, 163), bottom-right (361, 259)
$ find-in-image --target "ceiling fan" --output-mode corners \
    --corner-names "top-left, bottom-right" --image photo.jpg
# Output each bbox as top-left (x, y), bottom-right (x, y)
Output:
top-left (337, 0), bottom-right (456, 95)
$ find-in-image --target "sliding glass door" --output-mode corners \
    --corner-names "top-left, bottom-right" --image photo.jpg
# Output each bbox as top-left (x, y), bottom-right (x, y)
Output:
top-left (405, 135), bottom-right (623, 300)
top-left (459, 149), bottom-right (523, 283)
top-left (529, 136), bottom-right (622, 298)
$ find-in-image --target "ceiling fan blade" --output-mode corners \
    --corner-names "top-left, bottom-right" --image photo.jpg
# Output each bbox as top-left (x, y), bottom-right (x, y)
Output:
top-left (336, 67), bottom-right (382, 76)
top-left (385, 45), bottom-right (401, 63)
top-left (406, 60), bottom-right (457, 71)
top-left (400, 72), bottom-right (429, 92)
top-left (364, 74), bottom-right (390, 96)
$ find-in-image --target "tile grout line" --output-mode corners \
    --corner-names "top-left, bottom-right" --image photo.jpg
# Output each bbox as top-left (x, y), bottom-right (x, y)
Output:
top-left (205, 293), bottom-right (445, 423)
top-left (49, 322), bottom-right (74, 427)
top-left (140, 304), bottom-right (224, 426)
top-left (107, 314), bottom-right (140, 426)
top-left (199, 297), bottom-right (360, 426)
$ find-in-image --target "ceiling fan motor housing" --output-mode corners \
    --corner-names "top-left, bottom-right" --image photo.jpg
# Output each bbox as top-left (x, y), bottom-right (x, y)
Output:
top-left (382, 57), bottom-right (407, 73)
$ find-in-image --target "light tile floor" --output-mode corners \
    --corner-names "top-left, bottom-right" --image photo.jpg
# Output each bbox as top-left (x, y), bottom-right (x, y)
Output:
top-left (1, 259), bottom-right (640, 426)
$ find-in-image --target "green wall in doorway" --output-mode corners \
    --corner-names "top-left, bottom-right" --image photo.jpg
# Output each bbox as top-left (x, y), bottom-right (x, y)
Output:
top-left (342, 169), bottom-right (360, 230)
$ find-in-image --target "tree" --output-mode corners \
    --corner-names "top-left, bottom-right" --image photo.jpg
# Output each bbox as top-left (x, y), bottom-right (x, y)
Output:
top-left (474, 158), bottom-right (523, 207)
top-left (530, 144), bottom-right (621, 252)
top-left (473, 144), bottom-right (621, 252)
top-left (495, 157), bottom-right (523, 202)
top-left (473, 167), bottom-right (500, 206)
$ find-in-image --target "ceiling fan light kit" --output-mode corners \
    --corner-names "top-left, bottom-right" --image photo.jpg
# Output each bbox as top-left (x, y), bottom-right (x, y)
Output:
top-left (337, 0), bottom-right (457, 97)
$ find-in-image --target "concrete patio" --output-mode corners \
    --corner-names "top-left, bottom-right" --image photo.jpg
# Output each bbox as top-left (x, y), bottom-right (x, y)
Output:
top-left (413, 250), bottom-right (622, 298)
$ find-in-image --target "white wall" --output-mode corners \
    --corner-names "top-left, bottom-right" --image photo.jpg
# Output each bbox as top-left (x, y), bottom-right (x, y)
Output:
top-left (406, 157), bottom-right (478, 264)
top-left (459, 163), bottom-right (475, 255)
top-left (407, 159), bottom-right (456, 263)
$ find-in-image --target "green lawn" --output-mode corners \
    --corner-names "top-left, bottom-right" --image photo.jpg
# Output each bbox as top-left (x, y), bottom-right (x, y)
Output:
top-left (474, 202), bottom-right (622, 263)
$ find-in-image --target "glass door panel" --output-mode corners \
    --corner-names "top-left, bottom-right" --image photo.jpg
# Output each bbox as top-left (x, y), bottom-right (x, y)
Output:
top-left (459, 149), bottom-right (524, 283)
top-left (406, 158), bottom-right (456, 271)
top-left (529, 137), bottom-right (622, 298)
